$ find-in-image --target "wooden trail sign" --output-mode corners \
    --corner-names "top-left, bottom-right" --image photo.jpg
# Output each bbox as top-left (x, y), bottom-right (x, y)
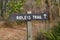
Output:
top-left (9, 13), bottom-right (48, 21)
top-left (9, 12), bottom-right (48, 40)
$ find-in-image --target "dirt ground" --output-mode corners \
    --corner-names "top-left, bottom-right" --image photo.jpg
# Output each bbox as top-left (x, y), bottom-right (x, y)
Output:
top-left (0, 20), bottom-right (56, 40)
top-left (0, 28), bottom-right (27, 40)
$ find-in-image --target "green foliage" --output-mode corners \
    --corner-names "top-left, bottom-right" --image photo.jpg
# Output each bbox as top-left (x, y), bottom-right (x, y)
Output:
top-left (5, 0), bottom-right (25, 19)
top-left (52, 22), bottom-right (60, 40)
top-left (42, 30), bottom-right (55, 40)
top-left (41, 22), bottom-right (60, 40)
top-left (7, 0), bottom-right (25, 13)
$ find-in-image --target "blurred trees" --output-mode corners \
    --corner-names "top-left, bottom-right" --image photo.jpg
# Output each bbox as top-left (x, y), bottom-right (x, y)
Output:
top-left (0, 0), bottom-right (59, 20)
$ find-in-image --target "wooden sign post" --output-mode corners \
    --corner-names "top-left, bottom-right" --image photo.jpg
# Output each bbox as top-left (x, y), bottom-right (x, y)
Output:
top-left (27, 11), bottom-right (32, 40)
top-left (9, 12), bottom-right (48, 40)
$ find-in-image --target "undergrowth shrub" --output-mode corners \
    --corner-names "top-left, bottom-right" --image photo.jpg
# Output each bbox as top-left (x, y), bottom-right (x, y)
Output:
top-left (35, 21), bottom-right (60, 40)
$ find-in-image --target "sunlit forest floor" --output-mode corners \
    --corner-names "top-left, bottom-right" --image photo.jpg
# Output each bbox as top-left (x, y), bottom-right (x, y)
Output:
top-left (0, 20), bottom-right (51, 40)
top-left (0, 21), bottom-right (27, 40)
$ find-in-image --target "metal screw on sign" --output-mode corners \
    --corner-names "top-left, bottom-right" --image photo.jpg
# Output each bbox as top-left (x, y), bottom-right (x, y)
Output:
top-left (27, 11), bottom-right (32, 40)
